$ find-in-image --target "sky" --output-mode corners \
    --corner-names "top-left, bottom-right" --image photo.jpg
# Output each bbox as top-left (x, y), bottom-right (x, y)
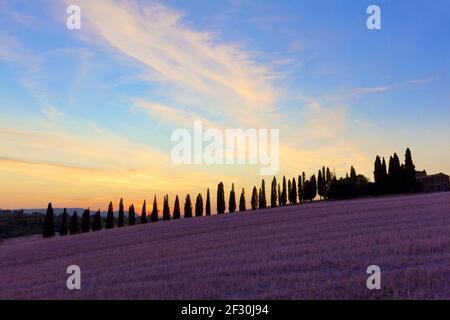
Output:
top-left (0, 0), bottom-right (449, 210)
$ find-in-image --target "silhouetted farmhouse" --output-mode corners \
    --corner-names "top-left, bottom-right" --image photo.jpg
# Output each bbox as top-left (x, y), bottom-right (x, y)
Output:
top-left (416, 170), bottom-right (450, 192)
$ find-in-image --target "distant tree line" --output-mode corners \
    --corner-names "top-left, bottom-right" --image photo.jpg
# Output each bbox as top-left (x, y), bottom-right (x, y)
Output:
top-left (42, 148), bottom-right (420, 238)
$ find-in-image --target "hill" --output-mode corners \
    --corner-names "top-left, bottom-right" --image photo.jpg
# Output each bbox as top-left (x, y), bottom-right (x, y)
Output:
top-left (0, 192), bottom-right (449, 299)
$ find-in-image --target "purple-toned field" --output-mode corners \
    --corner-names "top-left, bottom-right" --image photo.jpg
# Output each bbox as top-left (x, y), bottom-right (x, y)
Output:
top-left (1, 193), bottom-right (449, 299)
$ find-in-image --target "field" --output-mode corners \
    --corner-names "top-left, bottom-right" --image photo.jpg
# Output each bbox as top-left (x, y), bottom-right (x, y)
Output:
top-left (0, 193), bottom-right (449, 299)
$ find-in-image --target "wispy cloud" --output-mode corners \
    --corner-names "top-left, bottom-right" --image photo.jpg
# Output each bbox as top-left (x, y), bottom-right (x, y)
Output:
top-left (71, 0), bottom-right (278, 127)
top-left (407, 76), bottom-right (439, 85)
top-left (132, 99), bottom-right (223, 130)
top-left (351, 86), bottom-right (392, 96)
top-left (350, 76), bottom-right (438, 98)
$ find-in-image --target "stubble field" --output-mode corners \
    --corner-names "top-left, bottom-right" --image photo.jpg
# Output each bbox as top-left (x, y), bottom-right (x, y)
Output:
top-left (0, 192), bottom-right (449, 299)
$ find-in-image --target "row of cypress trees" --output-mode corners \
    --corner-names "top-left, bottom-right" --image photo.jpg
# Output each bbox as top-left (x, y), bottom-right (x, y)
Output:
top-left (42, 172), bottom-right (322, 238)
top-left (42, 148), bottom-right (417, 238)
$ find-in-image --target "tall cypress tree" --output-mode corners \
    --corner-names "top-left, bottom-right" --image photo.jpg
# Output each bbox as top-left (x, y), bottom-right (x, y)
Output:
top-left (374, 155), bottom-right (383, 195)
top-left (318, 170), bottom-right (325, 199)
top-left (288, 179), bottom-right (292, 204)
top-left (389, 153), bottom-right (402, 193)
top-left (106, 201), bottom-right (114, 229)
top-left (173, 195), bottom-right (181, 219)
top-left (271, 176), bottom-right (277, 207)
top-left (239, 188), bottom-right (246, 212)
top-left (404, 148), bottom-right (416, 193)
top-left (140, 200), bottom-right (148, 224)
top-left (281, 176), bottom-right (287, 206)
top-left (325, 167), bottom-right (332, 198)
top-left (278, 183), bottom-right (281, 205)
top-left (184, 194), bottom-right (192, 218)
top-left (261, 179), bottom-right (266, 209)
top-left (310, 175), bottom-right (317, 200)
top-left (69, 211), bottom-right (79, 235)
top-left (303, 179), bottom-right (311, 202)
top-left (151, 195), bottom-right (158, 222)
top-left (229, 183), bottom-right (236, 213)
top-left (81, 208), bottom-right (91, 233)
top-left (128, 204), bottom-right (136, 226)
top-left (195, 193), bottom-right (203, 217)
top-left (350, 166), bottom-right (357, 182)
top-left (297, 175), bottom-right (303, 203)
top-left (258, 187), bottom-right (263, 208)
top-left (43, 203), bottom-right (55, 238)
top-left (205, 189), bottom-right (211, 216)
top-left (59, 208), bottom-right (68, 236)
top-left (302, 172), bottom-right (307, 202)
top-left (217, 182), bottom-right (225, 214)
top-left (322, 167), bottom-right (326, 188)
top-left (163, 195), bottom-right (171, 220)
top-left (291, 177), bottom-right (297, 205)
top-left (118, 198), bottom-right (125, 227)
top-left (251, 186), bottom-right (258, 210)
top-left (92, 209), bottom-right (102, 231)
top-left (381, 157), bottom-right (388, 194)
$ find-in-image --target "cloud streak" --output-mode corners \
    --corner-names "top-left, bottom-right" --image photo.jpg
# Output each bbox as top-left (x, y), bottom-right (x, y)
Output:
top-left (72, 0), bottom-right (278, 127)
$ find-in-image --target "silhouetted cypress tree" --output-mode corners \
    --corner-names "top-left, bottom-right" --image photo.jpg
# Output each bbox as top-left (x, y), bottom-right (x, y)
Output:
top-left (205, 189), bottom-right (211, 216)
top-left (163, 195), bottom-right (171, 220)
top-left (317, 170), bottom-right (327, 199)
top-left (43, 203), bottom-right (55, 238)
top-left (173, 195), bottom-right (181, 219)
top-left (325, 168), bottom-right (332, 198)
top-left (260, 179), bottom-right (266, 209)
top-left (118, 198), bottom-right (124, 227)
top-left (281, 176), bottom-right (287, 206)
top-left (184, 194), bottom-right (192, 218)
top-left (106, 201), bottom-right (114, 229)
top-left (92, 209), bottom-right (102, 231)
top-left (195, 193), bottom-right (203, 217)
top-left (251, 186), bottom-right (258, 210)
top-left (288, 179), bottom-right (292, 204)
top-left (374, 156), bottom-right (383, 195)
top-left (239, 188), bottom-right (246, 212)
top-left (404, 148), bottom-right (416, 193)
top-left (81, 208), bottom-right (91, 233)
top-left (278, 183), bottom-right (281, 205)
top-left (389, 153), bottom-right (402, 193)
top-left (271, 176), bottom-right (277, 207)
top-left (217, 182), bottom-right (225, 214)
top-left (297, 175), bottom-right (303, 203)
top-left (350, 166), bottom-right (357, 182)
top-left (310, 175), bottom-right (317, 200)
top-left (151, 195), bottom-right (158, 222)
top-left (59, 208), bottom-right (68, 236)
top-left (291, 177), bottom-right (297, 205)
top-left (140, 200), bottom-right (148, 224)
top-left (229, 183), bottom-right (236, 213)
top-left (322, 166), bottom-right (326, 188)
top-left (381, 158), bottom-right (388, 194)
top-left (69, 211), bottom-right (79, 235)
top-left (303, 179), bottom-right (311, 202)
top-left (302, 171), bottom-right (307, 202)
top-left (128, 205), bottom-right (136, 226)
top-left (318, 170), bottom-right (325, 199)
top-left (258, 187), bottom-right (263, 208)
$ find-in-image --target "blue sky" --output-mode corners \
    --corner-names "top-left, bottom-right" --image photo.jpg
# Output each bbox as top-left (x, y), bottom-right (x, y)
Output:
top-left (0, 0), bottom-right (449, 209)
